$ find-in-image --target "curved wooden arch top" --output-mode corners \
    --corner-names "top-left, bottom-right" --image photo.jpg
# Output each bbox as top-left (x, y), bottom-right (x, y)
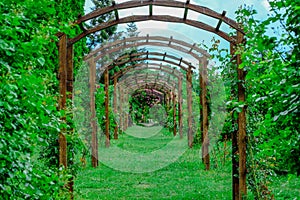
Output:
top-left (102, 51), bottom-right (195, 72)
top-left (120, 81), bottom-right (176, 95)
top-left (121, 82), bottom-right (174, 95)
top-left (119, 73), bottom-right (178, 88)
top-left (117, 73), bottom-right (178, 92)
top-left (85, 35), bottom-right (209, 60)
top-left (71, 0), bottom-right (243, 45)
top-left (132, 88), bottom-right (165, 97)
top-left (112, 63), bottom-right (184, 80)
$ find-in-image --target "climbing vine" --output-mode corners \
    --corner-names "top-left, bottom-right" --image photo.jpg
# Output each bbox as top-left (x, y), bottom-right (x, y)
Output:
top-left (0, 0), bottom-right (86, 198)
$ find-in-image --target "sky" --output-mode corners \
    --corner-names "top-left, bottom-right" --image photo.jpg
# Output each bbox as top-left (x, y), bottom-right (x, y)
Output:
top-left (83, 0), bottom-right (271, 65)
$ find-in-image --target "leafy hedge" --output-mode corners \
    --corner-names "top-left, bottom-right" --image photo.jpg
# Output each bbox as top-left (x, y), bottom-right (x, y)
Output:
top-left (0, 0), bottom-right (85, 199)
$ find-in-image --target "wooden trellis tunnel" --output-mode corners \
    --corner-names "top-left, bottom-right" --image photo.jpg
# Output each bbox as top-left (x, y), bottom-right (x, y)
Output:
top-left (57, 0), bottom-right (246, 199)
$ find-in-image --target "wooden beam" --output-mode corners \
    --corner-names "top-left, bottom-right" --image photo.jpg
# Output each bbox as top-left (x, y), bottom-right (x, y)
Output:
top-left (85, 35), bottom-right (209, 60)
top-left (230, 42), bottom-right (239, 200)
top-left (70, 15), bottom-right (236, 45)
top-left (216, 11), bottom-right (226, 32)
top-left (66, 45), bottom-right (74, 100)
top-left (112, 1), bottom-right (119, 20)
top-left (111, 63), bottom-right (183, 81)
top-left (88, 57), bottom-right (98, 167)
top-left (178, 78), bottom-right (183, 138)
top-left (58, 34), bottom-right (67, 168)
top-left (186, 66), bottom-right (193, 148)
top-left (237, 31), bottom-right (247, 199)
top-left (149, 4), bottom-right (153, 16)
top-left (113, 77), bottom-right (118, 139)
top-left (119, 86), bottom-right (123, 133)
top-left (189, 43), bottom-right (196, 52)
top-left (105, 51), bottom-right (194, 72)
top-left (183, 0), bottom-right (189, 20)
top-left (200, 57), bottom-right (210, 170)
top-left (75, 0), bottom-right (242, 33)
top-left (124, 94), bottom-right (129, 131)
top-left (66, 44), bottom-right (74, 198)
top-left (104, 68), bottom-right (110, 147)
top-left (173, 93), bottom-right (177, 136)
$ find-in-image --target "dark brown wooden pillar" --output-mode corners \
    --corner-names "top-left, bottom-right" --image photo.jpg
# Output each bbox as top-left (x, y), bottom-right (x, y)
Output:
top-left (119, 87), bottom-right (123, 133)
top-left (231, 42), bottom-right (239, 200)
top-left (173, 92), bottom-right (177, 136)
top-left (113, 77), bottom-right (118, 139)
top-left (66, 43), bottom-right (74, 198)
top-left (58, 34), bottom-right (67, 168)
top-left (88, 57), bottom-right (98, 167)
top-left (237, 31), bottom-right (247, 199)
top-left (124, 94), bottom-right (129, 130)
top-left (104, 68), bottom-right (110, 147)
top-left (186, 66), bottom-right (193, 148)
top-left (200, 57), bottom-right (210, 170)
top-left (178, 78), bottom-right (183, 138)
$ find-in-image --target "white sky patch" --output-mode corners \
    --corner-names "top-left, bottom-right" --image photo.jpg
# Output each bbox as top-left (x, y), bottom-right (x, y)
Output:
top-left (261, 0), bottom-right (271, 11)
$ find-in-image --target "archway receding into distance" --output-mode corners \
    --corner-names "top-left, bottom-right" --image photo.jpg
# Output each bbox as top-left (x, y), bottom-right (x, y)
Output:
top-left (57, 1), bottom-right (246, 199)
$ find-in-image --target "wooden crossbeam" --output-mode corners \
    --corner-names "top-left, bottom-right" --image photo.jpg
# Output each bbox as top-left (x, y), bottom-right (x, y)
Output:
top-left (168, 36), bottom-right (173, 45)
top-left (189, 43), bottom-right (196, 52)
top-left (216, 11), bottom-right (226, 32)
top-left (183, 0), bottom-right (190, 20)
top-left (163, 52), bottom-right (167, 61)
top-left (179, 57), bottom-right (182, 65)
top-left (149, 4), bottom-right (153, 16)
top-left (112, 1), bottom-right (119, 20)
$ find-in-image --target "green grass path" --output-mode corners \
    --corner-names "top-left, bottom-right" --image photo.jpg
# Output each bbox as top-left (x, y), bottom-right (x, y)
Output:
top-left (75, 126), bottom-right (232, 199)
top-left (74, 126), bottom-right (300, 199)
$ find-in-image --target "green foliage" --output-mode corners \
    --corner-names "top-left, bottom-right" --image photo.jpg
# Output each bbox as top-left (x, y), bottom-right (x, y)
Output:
top-left (237, 0), bottom-right (299, 174)
top-left (86, 0), bottom-right (117, 49)
top-left (202, 1), bottom-right (299, 198)
top-left (0, 0), bottom-right (85, 198)
top-left (95, 84), bottom-right (117, 137)
top-left (129, 91), bottom-right (163, 124)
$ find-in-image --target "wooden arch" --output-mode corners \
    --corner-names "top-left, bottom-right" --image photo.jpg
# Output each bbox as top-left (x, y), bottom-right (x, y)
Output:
top-left (115, 72), bottom-right (179, 134)
top-left (103, 51), bottom-right (195, 72)
top-left (70, 0), bottom-right (244, 45)
top-left (57, 1), bottom-right (246, 198)
top-left (111, 63), bottom-right (183, 81)
top-left (119, 74), bottom-right (178, 91)
top-left (103, 51), bottom-right (194, 144)
top-left (113, 62), bottom-right (184, 135)
top-left (85, 35), bottom-right (210, 61)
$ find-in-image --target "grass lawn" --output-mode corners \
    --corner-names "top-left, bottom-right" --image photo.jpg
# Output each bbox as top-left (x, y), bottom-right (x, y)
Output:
top-left (75, 126), bottom-right (232, 199)
top-left (74, 126), bottom-right (300, 200)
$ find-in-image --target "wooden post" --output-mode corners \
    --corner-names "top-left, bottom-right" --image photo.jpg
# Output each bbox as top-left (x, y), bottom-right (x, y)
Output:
top-left (119, 86), bottom-right (123, 133)
top-left (58, 34), bottom-right (67, 168)
top-left (173, 92), bottom-right (177, 136)
top-left (124, 94), bottom-right (129, 130)
top-left (200, 57), bottom-right (210, 170)
top-left (104, 68), bottom-right (110, 147)
top-left (66, 43), bottom-right (74, 198)
top-left (199, 62), bottom-right (204, 162)
top-left (186, 66), bottom-right (193, 148)
top-left (237, 31), bottom-right (247, 199)
top-left (231, 42), bottom-right (239, 200)
top-left (178, 78), bottom-right (183, 138)
top-left (89, 57), bottom-right (98, 167)
top-left (113, 77), bottom-right (118, 139)
top-left (66, 45), bottom-right (73, 101)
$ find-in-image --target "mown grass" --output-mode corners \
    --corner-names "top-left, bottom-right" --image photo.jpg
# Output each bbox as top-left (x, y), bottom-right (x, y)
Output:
top-left (75, 126), bottom-right (232, 199)
top-left (74, 126), bottom-right (300, 200)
